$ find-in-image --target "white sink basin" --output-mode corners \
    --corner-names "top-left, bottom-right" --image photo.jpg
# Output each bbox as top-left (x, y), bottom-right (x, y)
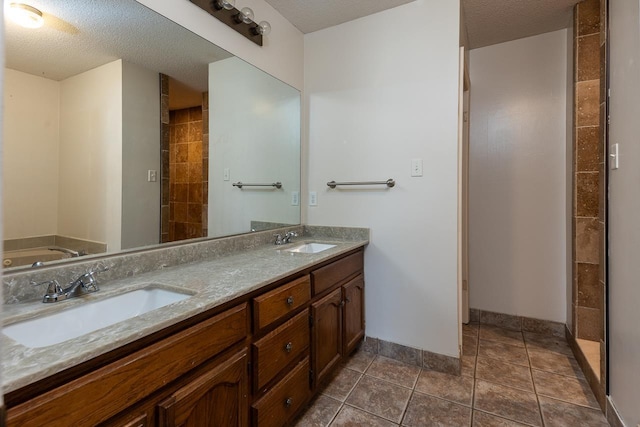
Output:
top-left (286, 243), bottom-right (336, 254)
top-left (3, 287), bottom-right (192, 348)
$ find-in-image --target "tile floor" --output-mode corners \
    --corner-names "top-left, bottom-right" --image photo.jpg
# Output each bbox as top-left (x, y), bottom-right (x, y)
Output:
top-left (294, 323), bottom-right (609, 426)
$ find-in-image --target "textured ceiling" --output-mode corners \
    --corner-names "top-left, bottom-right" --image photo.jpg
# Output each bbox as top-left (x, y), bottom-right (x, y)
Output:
top-left (5, 0), bottom-right (232, 92)
top-left (462, 0), bottom-right (580, 49)
top-left (263, 0), bottom-right (416, 33)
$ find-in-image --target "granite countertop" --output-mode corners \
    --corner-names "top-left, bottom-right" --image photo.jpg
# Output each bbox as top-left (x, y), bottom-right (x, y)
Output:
top-left (1, 237), bottom-right (367, 394)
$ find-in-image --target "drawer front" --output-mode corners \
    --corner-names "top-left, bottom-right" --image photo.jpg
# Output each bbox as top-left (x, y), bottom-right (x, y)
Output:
top-left (8, 304), bottom-right (248, 427)
top-left (253, 310), bottom-right (309, 391)
top-left (311, 251), bottom-right (363, 295)
top-left (251, 358), bottom-right (310, 427)
top-left (253, 275), bottom-right (310, 330)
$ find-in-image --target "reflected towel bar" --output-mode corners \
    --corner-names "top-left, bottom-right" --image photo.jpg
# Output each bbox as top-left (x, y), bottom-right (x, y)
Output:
top-left (232, 182), bottom-right (282, 189)
top-left (326, 179), bottom-right (395, 189)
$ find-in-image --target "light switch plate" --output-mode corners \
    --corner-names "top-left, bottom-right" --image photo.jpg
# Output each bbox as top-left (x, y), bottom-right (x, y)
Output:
top-left (309, 191), bottom-right (317, 206)
top-left (223, 168), bottom-right (230, 181)
top-left (291, 191), bottom-right (299, 206)
top-left (147, 170), bottom-right (157, 182)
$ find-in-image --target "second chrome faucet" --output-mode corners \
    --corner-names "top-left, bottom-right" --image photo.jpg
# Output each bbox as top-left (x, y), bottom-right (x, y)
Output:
top-left (32, 265), bottom-right (109, 303)
top-left (274, 231), bottom-right (298, 245)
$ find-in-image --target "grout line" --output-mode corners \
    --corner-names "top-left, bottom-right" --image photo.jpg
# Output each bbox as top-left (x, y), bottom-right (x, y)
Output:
top-left (525, 339), bottom-right (546, 427)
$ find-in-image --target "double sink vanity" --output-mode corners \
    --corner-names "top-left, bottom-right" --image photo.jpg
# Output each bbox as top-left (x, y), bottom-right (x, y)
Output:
top-left (1, 226), bottom-right (368, 426)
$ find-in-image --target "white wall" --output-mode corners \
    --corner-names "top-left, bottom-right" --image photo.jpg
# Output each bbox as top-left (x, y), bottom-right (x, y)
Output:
top-left (121, 61), bottom-right (161, 249)
top-left (136, 0), bottom-right (304, 90)
top-left (468, 30), bottom-right (568, 323)
top-left (608, 0), bottom-right (640, 424)
top-left (3, 69), bottom-right (60, 239)
top-left (58, 60), bottom-right (123, 251)
top-left (305, 0), bottom-right (461, 356)
top-left (209, 57), bottom-right (300, 237)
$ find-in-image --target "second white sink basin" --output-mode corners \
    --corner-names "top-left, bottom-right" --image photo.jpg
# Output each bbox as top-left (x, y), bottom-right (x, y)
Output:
top-left (3, 287), bottom-right (192, 348)
top-left (286, 243), bottom-right (336, 254)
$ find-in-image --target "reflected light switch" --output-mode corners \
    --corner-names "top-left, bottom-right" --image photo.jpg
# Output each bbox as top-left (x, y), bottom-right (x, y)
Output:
top-left (610, 144), bottom-right (619, 170)
top-left (223, 168), bottom-right (230, 181)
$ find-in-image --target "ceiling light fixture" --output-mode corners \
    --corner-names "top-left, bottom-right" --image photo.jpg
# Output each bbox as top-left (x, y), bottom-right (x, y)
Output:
top-left (191, 0), bottom-right (270, 46)
top-left (8, 3), bottom-right (44, 29)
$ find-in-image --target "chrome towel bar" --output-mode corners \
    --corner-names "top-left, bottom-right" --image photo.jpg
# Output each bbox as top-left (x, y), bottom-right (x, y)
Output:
top-left (232, 182), bottom-right (282, 189)
top-left (326, 179), bottom-right (395, 189)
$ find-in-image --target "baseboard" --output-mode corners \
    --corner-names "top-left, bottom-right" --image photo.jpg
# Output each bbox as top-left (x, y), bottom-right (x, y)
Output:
top-left (469, 308), bottom-right (565, 336)
top-left (565, 325), bottom-right (606, 411)
top-left (362, 336), bottom-right (461, 376)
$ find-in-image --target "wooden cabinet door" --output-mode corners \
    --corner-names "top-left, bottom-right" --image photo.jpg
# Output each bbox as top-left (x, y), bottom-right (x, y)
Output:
top-left (157, 350), bottom-right (248, 427)
top-left (311, 287), bottom-right (343, 387)
top-left (343, 275), bottom-right (365, 356)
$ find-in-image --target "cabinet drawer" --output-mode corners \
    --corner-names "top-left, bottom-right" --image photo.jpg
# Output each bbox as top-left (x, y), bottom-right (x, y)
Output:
top-left (253, 310), bottom-right (309, 391)
top-left (312, 251), bottom-right (363, 295)
top-left (7, 303), bottom-right (248, 427)
top-left (251, 358), bottom-right (310, 427)
top-left (253, 275), bottom-right (310, 330)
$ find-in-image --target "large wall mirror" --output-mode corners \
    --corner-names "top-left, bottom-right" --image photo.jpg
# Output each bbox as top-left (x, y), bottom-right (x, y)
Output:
top-left (2, 0), bottom-right (301, 270)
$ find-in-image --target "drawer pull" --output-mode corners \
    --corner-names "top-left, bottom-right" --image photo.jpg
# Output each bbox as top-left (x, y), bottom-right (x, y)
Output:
top-left (285, 397), bottom-right (293, 408)
top-left (284, 342), bottom-right (293, 353)
top-left (286, 296), bottom-right (294, 306)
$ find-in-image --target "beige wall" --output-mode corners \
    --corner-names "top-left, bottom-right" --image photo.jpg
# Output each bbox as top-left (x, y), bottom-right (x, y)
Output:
top-left (121, 61), bottom-right (161, 250)
top-left (608, 0), bottom-right (640, 424)
top-left (58, 60), bottom-right (123, 251)
top-left (304, 0), bottom-right (461, 356)
top-left (468, 30), bottom-right (569, 323)
top-left (3, 69), bottom-right (60, 239)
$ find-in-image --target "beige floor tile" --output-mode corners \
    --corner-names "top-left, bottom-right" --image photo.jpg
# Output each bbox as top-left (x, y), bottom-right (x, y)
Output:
top-left (532, 369), bottom-right (599, 409)
top-left (366, 356), bottom-right (421, 388)
top-left (464, 323), bottom-right (480, 337)
top-left (527, 349), bottom-right (584, 378)
top-left (480, 325), bottom-right (525, 348)
top-left (402, 392), bottom-right (472, 427)
top-left (464, 335), bottom-right (479, 356)
top-left (294, 395), bottom-right (342, 427)
top-left (345, 375), bottom-right (412, 423)
top-left (523, 332), bottom-right (573, 356)
top-left (343, 348), bottom-right (376, 373)
top-left (414, 369), bottom-right (474, 406)
top-left (478, 340), bottom-right (530, 367)
top-left (462, 354), bottom-right (477, 378)
top-left (321, 366), bottom-right (362, 402)
top-left (473, 380), bottom-right (542, 426)
top-left (330, 405), bottom-right (398, 427)
top-left (475, 356), bottom-right (534, 392)
top-left (538, 396), bottom-right (608, 427)
top-left (472, 410), bottom-right (530, 426)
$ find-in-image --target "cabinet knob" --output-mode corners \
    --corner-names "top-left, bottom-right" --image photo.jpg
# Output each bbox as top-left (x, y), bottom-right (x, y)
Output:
top-left (285, 397), bottom-right (293, 408)
top-left (286, 296), bottom-right (294, 306)
top-left (284, 342), bottom-right (293, 353)
top-left (346, 297), bottom-right (351, 303)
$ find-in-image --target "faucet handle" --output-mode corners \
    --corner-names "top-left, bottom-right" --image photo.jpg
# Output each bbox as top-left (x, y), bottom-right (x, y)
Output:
top-left (31, 279), bottom-right (63, 295)
top-left (274, 234), bottom-right (284, 245)
top-left (89, 263), bottom-right (109, 275)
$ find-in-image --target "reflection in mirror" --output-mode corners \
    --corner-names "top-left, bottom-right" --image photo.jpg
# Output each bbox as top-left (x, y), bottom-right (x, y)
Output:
top-left (2, 0), bottom-right (301, 270)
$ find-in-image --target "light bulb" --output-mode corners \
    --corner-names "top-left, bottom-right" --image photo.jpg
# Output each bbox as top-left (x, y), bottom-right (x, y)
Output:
top-left (8, 3), bottom-right (44, 29)
top-left (239, 7), bottom-right (254, 24)
top-left (257, 21), bottom-right (271, 36)
top-left (221, 0), bottom-right (235, 10)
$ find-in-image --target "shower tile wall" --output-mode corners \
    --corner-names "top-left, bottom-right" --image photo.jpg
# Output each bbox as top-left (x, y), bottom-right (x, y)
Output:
top-left (161, 75), bottom-right (170, 243)
top-left (169, 107), bottom-right (204, 241)
top-left (573, 0), bottom-right (603, 343)
top-left (202, 92), bottom-right (209, 237)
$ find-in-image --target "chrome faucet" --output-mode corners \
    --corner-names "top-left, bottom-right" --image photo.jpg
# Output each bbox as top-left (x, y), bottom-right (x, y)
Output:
top-left (32, 265), bottom-right (109, 303)
top-left (274, 231), bottom-right (298, 245)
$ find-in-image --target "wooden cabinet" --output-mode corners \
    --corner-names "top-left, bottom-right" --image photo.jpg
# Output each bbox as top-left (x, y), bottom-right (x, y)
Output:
top-left (6, 248), bottom-right (364, 427)
top-left (343, 274), bottom-right (365, 356)
top-left (157, 350), bottom-right (248, 427)
top-left (311, 288), bottom-right (343, 387)
top-left (311, 276), bottom-right (365, 387)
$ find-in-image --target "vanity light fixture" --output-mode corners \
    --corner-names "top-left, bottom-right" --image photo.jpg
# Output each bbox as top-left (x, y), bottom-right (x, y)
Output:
top-left (8, 2), bottom-right (44, 28)
top-left (190, 0), bottom-right (270, 46)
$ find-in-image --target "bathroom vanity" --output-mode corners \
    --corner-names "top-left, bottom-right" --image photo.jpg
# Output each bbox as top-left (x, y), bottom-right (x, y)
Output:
top-left (2, 230), bottom-right (366, 426)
